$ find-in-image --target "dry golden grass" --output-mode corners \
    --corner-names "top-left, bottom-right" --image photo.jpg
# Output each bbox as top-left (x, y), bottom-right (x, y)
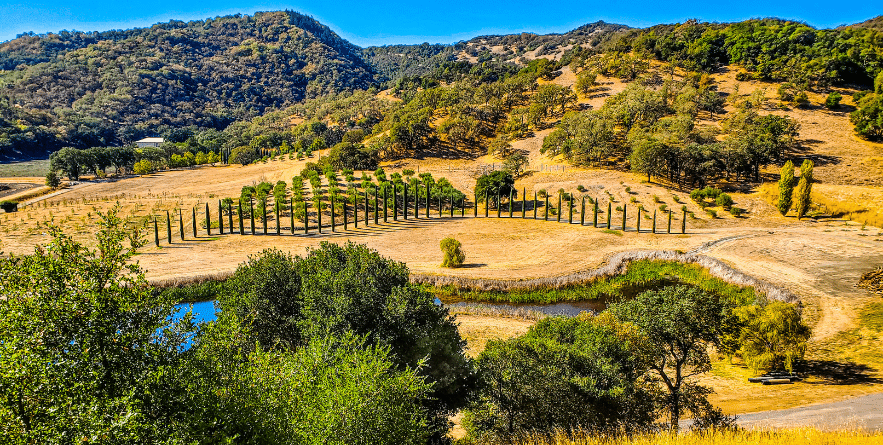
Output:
top-left (521, 428), bottom-right (883, 445)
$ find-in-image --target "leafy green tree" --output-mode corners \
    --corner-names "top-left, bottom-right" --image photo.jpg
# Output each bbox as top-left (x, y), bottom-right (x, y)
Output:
top-left (734, 302), bottom-right (811, 373)
top-left (610, 286), bottom-right (736, 430)
top-left (132, 159), bottom-right (154, 175)
top-left (793, 159), bottom-right (814, 219)
top-left (44, 170), bottom-right (60, 188)
top-left (0, 208), bottom-right (191, 442)
top-left (502, 152), bottom-right (528, 177)
top-left (440, 237), bottom-right (466, 268)
top-left (629, 136), bottom-right (668, 182)
top-left (218, 243), bottom-right (474, 438)
top-left (777, 161), bottom-right (796, 215)
top-left (850, 73), bottom-right (883, 140)
top-left (464, 314), bottom-right (657, 442)
top-left (474, 170), bottom-right (515, 208)
top-left (48, 147), bottom-right (82, 180)
top-left (230, 145), bottom-right (260, 165)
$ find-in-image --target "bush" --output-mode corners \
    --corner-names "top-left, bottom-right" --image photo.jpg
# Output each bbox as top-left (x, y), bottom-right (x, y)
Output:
top-left (825, 91), bottom-right (842, 109)
top-left (440, 237), bottom-right (466, 268)
top-left (0, 200), bottom-right (18, 212)
top-left (715, 193), bottom-right (733, 209)
top-left (729, 207), bottom-right (745, 217)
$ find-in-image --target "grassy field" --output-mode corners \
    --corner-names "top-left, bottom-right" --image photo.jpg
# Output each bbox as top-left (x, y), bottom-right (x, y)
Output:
top-left (0, 159), bottom-right (49, 177)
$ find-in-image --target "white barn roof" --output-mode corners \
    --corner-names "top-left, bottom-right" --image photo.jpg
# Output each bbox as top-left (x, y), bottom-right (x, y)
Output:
top-left (136, 137), bottom-right (165, 143)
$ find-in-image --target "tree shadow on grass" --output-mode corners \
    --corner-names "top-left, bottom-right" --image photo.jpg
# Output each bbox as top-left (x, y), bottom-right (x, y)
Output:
top-left (801, 359), bottom-right (883, 385)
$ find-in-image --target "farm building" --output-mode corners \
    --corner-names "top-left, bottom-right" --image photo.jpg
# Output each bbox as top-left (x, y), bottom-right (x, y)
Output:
top-left (135, 137), bottom-right (165, 148)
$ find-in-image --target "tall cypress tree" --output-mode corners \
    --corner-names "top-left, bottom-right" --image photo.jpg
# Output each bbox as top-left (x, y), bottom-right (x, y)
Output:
top-left (383, 186), bottom-right (388, 222)
top-left (331, 194), bottom-right (337, 232)
top-left (668, 209), bottom-right (672, 234)
top-left (275, 201), bottom-right (281, 235)
top-left (249, 198), bottom-right (255, 234)
top-left (534, 191), bottom-right (538, 219)
top-left (205, 203), bottom-right (211, 236)
top-left (192, 207), bottom-right (197, 238)
top-left (557, 192), bottom-right (562, 223)
top-left (636, 207), bottom-right (641, 232)
top-left (497, 189), bottom-right (502, 218)
top-left (593, 198), bottom-right (598, 228)
top-left (544, 195), bottom-right (549, 221)
top-left (393, 183), bottom-right (398, 221)
top-left (365, 190), bottom-right (370, 225)
top-left (607, 201), bottom-right (612, 228)
top-left (682, 208), bottom-right (687, 233)
top-left (509, 189), bottom-right (514, 217)
top-left (218, 200), bottom-right (224, 235)
top-left (153, 216), bottom-right (159, 247)
top-left (403, 183), bottom-right (408, 221)
top-left (166, 210), bottom-right (172, 243)
top-left (238, 200), bottom-right (244, 235)
top-left (777, 160), bottom-right (796, 216)
top-left (580, 196), bottom-right (586, 225)
top-left (261, 197), bottom-right (267, 235)
top-left (794, 160), bottom-right (814, 220)
top-left (290, 197), bottom-right (295, 234)
top-left (304, 199), bottom-right (309, 234)
top-left (228, 201), bottom-right (233, 234)
top-left (178, 209), bottom-right (185, 240)
top-left (621, 204), bottom-right (626, 231)
top-left (522, 188), bottom-right (526, 218)
top-left (652, 209), bottom-right (657, 234)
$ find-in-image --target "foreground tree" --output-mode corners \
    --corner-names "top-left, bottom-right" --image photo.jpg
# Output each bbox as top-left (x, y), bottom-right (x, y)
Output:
top-left (734, 302), bottom-right (811, 373)
top-left (610, 286), bottom-right (736, 430)
top-left (464, 314), bottom-right (657, 442)
top-left (0, 208), bottom-right (191, 442)
top-left (219, 242), bottom-right (475, 439)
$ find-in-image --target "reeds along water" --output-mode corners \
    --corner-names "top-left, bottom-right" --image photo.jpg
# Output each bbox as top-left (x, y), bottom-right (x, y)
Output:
top-left (410, 250), bottom-right (799, 304)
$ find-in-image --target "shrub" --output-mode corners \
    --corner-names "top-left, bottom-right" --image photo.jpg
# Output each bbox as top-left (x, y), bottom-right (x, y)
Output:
top-left (729, 207), bottom-right (745, 217)
top-left (705, 208), bottom-right (718, 218)
top-left (440, 237), bottom-right (466, 268)
top-left (825, 91), bottom-right (842, 109)
top-left (0, 201), bottom-right (18, 212)
top-left (577, 185), bottom-right (587, 192)
top-left (715, 193), bottom-right (733, 209)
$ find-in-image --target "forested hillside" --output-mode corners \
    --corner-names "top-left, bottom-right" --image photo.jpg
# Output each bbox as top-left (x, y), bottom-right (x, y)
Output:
top-left (2, 13), bottom-right (883, 163)
top-left (0, 10), bottom-right (375, 159)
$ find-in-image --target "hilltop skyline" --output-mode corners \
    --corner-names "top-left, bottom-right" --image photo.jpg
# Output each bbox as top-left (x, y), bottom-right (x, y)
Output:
top-left (1, 0), bottom-right (880, 46)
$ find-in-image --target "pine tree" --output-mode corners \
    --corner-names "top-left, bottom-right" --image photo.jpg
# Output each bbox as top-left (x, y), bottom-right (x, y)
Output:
top-left (777, 161), bottom-right (796, 215)
top-left (794, 160), bottom-right (814, 220)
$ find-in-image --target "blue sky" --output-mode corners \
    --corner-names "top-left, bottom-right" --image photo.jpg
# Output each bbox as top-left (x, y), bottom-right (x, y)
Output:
top-left (0, 0), bottom-right (879, 46)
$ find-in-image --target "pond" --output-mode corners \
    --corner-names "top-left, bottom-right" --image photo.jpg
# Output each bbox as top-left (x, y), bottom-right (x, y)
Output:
top-left (173, 298), bottom-right (605, 324)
